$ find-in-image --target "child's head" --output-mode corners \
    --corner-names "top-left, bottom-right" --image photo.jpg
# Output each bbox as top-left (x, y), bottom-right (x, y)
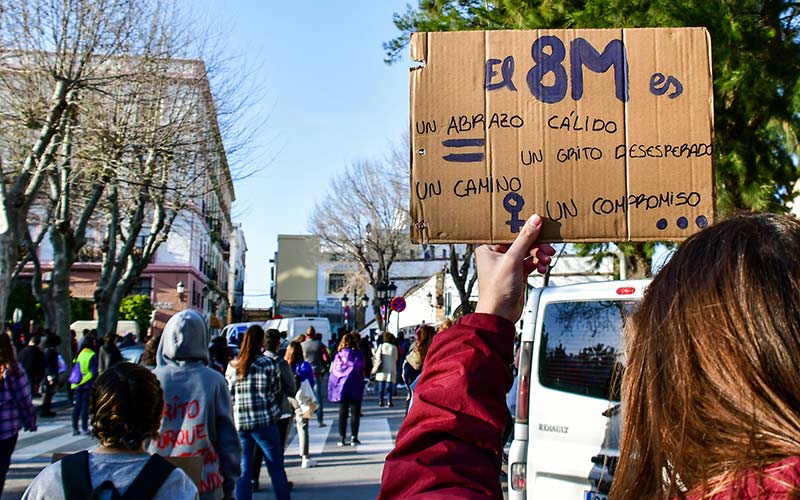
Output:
top-left (90, 362), bottom-right (163, 450)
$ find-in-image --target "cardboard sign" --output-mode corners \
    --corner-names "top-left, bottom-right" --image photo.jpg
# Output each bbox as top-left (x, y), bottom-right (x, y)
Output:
top-left (409, 28), bottom-right (714, 243)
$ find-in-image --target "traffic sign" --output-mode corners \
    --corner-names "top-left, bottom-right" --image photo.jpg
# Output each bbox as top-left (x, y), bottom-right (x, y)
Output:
top-left (390, 296), bottom-right (406, 313)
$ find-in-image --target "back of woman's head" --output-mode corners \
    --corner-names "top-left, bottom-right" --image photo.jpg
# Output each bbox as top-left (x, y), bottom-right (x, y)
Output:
top-left (90, 362), bottom-right (163, 450)
top-left (613, 213), bottom-right (800, 500)
top-left (233, 324), bottom-right (265, 379)
top-left (338, 333), bottom-right (359, 351)
top-left (81, 335), bottom-right (97, 351)
top-left (284, 341), bottom-right (304, 367)
top-left (416, 325), bottom-right (437, 362)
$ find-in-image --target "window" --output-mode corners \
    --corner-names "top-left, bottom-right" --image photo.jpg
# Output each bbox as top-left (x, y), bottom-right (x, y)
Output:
top-left (128, 277), bottom-right (152, 298)
top-left (538, 300), bottom-right (638, 401)
top-left (328, 273), bottom-right (346, 295)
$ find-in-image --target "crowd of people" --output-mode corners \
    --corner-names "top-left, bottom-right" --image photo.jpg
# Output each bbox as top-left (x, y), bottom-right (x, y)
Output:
top-left (0, 304), bottom-right (444, 499)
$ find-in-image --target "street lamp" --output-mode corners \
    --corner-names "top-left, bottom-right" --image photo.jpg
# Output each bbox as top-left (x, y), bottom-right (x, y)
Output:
top-left (176, 281), bottom-right (186, 303)
top-left (374, 279), bottom-right (397, 330)
top-left (341, 294), bottom-right (350, 330)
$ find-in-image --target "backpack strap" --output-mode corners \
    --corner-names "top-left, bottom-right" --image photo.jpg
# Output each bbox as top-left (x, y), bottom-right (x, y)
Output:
top-left (121, 453), bottom-right (176, 499)
top-left (61, 450), bottom-right (92, 500)
top-left (92, 480), bottom-right (122, 500)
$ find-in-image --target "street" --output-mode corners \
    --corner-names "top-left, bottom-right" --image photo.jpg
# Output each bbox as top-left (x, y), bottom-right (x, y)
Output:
top-left (4, 389), bottom-right (409, 499)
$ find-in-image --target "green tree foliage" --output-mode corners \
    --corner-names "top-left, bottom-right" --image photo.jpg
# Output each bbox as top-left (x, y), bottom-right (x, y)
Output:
top-left (387, 0), bottom-right (800, 276)
top-left (118, 295), bottom-right (154, 337)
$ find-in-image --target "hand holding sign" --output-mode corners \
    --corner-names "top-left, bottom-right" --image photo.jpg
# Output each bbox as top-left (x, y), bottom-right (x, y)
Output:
top-left (475, 214), bottom-right (556, 323)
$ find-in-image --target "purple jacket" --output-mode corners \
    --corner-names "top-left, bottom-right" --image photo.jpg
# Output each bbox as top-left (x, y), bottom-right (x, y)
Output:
top-left (327, 348), bottom-right (365, 403)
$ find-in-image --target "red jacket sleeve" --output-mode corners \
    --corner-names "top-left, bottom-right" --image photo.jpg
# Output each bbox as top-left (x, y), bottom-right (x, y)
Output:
top-left (378, 313), bottom-right (515, 499)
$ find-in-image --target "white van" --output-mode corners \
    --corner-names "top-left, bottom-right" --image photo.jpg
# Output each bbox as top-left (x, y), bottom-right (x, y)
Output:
top-left (264, 317), bottom-right (332, 346)
top-left (70, 320), bottom-right (141, 340)
top-left (508, 280), bottom-right (649, 500)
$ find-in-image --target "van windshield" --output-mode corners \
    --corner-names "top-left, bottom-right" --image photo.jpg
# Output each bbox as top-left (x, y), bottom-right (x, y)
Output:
top-left (538, 299), bottom-right (637, 401)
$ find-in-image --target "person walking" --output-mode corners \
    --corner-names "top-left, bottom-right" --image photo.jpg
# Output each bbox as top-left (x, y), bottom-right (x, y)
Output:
top-left (0, 333), bottom-right (36, 497)
top-left (328, 333), bottom-right (365, 447)
top-left (71, 335), bottom-right (97, 436)
top-left (226, 324), bottom-right (291, 500)
top-left (97, 333), bottom-right (123, 374)
top-left (148, 310), bottom-right (241, 500)
top-left (18, 336), bottom-right (44, 397)
top-left (22, 362), bottom-right (197, 499)
top-left (251, 329), bottom-right (296, 491)
top-left (373, 333), bottom-right (398, 407)
top-left (301, 327), bottom-right (326, 427)
top-left (40, 334), bottom-right (60, 418)
top-left (284, 341), bottom-right (318, 468)
top-left (402, 325), bottom-right (437, 415)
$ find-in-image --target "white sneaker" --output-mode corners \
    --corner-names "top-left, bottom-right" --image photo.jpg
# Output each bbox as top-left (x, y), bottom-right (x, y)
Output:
top-left (301, 457), bottom-right (318, 468)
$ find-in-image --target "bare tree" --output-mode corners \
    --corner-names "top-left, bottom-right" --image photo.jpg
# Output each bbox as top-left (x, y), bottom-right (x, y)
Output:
top-left (0, 0), bottom-right (149, 354)
top-left (448, 243), bottom-right (477, 316)
top-left (310, 160), bottom-right (410, 330)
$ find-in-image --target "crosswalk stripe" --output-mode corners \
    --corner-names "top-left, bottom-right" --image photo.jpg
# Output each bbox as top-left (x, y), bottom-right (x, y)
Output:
top-left (355, 417), bottom-right (394, 455)
top-left (13, 432), bottom-right (89, 461)
top-left (286, 418), bottom-right (332, 458)
top-left (17, 424), bottom-right (68, 443)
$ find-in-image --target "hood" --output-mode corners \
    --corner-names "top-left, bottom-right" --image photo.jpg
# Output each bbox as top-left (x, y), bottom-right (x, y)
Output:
top-left (156, 309), bottom-right (210, 366)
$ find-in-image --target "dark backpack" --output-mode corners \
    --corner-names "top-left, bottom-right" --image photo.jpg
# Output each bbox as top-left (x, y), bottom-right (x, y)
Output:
top-left (61, 450), bottom-right (176, 500)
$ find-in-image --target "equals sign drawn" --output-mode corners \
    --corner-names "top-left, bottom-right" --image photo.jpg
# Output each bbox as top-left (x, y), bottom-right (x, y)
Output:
top-left (442, 138), bottom-right (485, 163)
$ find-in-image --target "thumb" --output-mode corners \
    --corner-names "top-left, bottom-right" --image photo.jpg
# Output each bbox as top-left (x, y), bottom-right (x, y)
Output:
top-left (505, 214), bottom-right (544, 261)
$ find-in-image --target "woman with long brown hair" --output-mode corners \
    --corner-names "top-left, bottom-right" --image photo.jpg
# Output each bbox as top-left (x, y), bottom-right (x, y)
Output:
top-left (284, 341), bottom-right (317, 468)
top-left (0, 332), bottom-right (36, 496)
top-left (612, 213), bottom-right (800, 499)
top-left (402, 325), bottom-right (437, 414)
top-left (226, 324), bottom-right (291, 500)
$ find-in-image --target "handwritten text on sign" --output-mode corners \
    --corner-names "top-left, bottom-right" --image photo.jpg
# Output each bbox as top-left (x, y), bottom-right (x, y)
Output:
top-left (409, 28), bottom-right (714, 242)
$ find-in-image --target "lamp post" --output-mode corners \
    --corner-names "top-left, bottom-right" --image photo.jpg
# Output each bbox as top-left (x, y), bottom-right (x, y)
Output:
top-left (374, 279), bottom-right (397, 331)
top-left (427, 291), bottom-right (435, 323)
top-left (341, 294), bottom-right (350, 331)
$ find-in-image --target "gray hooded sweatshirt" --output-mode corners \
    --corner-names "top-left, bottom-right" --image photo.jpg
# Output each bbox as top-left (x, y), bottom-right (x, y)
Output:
top-left (147, 310), bottom-right (241, 500)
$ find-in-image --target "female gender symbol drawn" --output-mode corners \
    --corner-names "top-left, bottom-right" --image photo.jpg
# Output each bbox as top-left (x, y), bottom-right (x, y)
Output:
top-left (503, 193), bottom-right (525, 233)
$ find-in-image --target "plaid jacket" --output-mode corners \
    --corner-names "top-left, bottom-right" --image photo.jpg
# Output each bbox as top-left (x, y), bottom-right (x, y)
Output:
top-left (0, 363), bottom-right (36, 440)
top-left (227, 355), bottom-right (282, 430)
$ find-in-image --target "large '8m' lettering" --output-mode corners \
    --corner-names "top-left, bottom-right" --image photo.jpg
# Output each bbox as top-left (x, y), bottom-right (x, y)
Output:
top-left (516, 36), bottom-right (629, 103)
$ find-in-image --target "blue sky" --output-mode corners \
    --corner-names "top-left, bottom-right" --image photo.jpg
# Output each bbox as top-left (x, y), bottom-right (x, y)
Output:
top-left (191, 1), bottom-right (410, 308)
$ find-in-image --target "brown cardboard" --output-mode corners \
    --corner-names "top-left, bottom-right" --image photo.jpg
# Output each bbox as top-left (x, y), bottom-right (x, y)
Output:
top-left (409, 28), bottom-right (714, 243)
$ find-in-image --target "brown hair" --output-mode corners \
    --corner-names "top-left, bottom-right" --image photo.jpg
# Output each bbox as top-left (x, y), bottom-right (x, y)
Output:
top-left (231, 324), bottom-right (265, 379)
top-left (612, 213), bottom-right (800, 500)
top-left (338, 332), bottom-right (359, 351)
top-left (0, 334), bottom-right (18, 379)
top-left (415, 325), bottom-right (437, 364)
top-left (383, 332), bottom-right (396, 344)
top-left (140, 332), bottom-right (160, 367)
top-left (284, 340), bottom-right (304, 368)
top-left (90, 362), bottom-right (163, 450)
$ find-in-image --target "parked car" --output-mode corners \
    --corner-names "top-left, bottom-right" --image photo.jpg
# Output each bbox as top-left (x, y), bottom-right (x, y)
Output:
top-left (119, 345), bottom-right (145, 365)
top-left (508, 280), bottom-right (649, 500)
top-left (220, 322), bottom-right (264, 345)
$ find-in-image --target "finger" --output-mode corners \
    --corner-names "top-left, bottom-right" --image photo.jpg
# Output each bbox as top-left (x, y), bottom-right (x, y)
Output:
top-left (523, 256), bottom-right (537, 276)
top-left (537, 262), bottom-right (549, 274)
top-left (536, 252), bottom-right (552, 266)
top-left (505, 214), bottom-right (544, 262)
top-left (537, 243), bottom-right (557, 256)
